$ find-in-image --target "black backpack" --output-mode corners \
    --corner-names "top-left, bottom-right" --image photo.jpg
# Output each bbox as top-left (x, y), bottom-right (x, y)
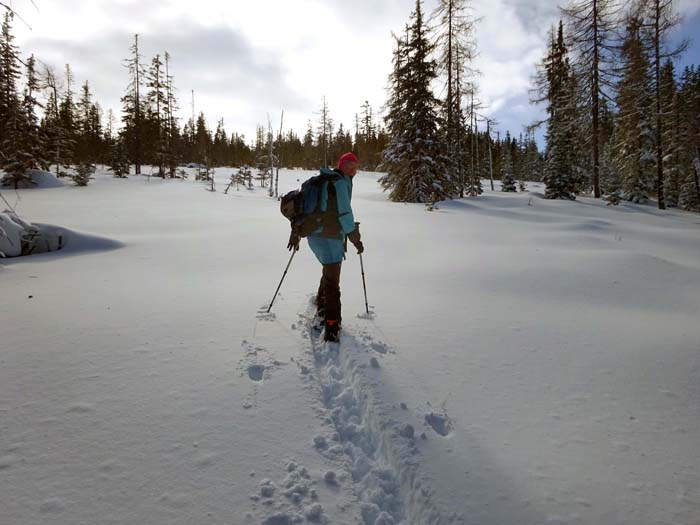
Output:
top-left (280, 168), bottom-right (341, 237)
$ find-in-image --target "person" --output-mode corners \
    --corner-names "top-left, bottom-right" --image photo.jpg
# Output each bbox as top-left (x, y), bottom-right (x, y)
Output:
top-left (287, 152), bottom-right (364, 342)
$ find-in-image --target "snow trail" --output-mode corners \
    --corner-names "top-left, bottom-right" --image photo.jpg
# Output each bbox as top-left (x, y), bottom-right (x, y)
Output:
top-left (298, 299), bottom-right (463, 524)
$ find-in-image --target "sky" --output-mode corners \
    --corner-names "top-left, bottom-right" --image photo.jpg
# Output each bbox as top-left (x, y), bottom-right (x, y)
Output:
top-left (8, 0), bottom-right (700, 148)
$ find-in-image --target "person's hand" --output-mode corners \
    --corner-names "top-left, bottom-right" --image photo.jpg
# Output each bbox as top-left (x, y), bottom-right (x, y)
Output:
top-left (287, 232), bottom-right (300, 251)
top-left (348, 228), bottom-right (363, 254)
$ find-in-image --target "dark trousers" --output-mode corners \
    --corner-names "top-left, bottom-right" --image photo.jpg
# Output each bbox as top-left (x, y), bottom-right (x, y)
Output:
top-left (316, 262), bottom-right (342, 324)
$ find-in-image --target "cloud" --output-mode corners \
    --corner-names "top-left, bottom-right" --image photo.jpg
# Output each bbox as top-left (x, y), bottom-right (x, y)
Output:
top-left (23, 18), bottom-right (309, 136)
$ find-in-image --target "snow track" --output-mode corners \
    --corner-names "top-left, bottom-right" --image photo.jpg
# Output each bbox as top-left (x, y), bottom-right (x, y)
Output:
top-left (299, 301), bottom-right (462, 524)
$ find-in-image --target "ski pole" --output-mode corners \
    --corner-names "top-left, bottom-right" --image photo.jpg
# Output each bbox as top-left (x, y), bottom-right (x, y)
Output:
top-left (359, 253), bottom-right (369, 315)
top-left (267, 250), bottom-right (297, 313)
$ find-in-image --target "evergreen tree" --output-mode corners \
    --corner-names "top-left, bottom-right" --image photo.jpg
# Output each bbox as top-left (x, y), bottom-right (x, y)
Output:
top-left (0, 13), bottom-right (23, 185)
top-left (0, 11), bottom-right (21, 148)
top-left (108, 134), bottom-right (130, 178)
top-left (145, 53), bottom-right (168, 176)
top-left (194, 112), bottom-right (211, 169)
top-left (431, 0), bottom-right (478, 197)
top-left (615, 12), bottom-right (655, 204)
top-left (500, 131), bottom-right (517, 192)
top-left (659, 59), bottom-right (680, 206)
top-left (76, 80), bottom-right (103, 164)
top-left (163, 51), bottom-right (180, 177)
top-left (57, 64), bottom-right (77, 174)
top-left (561, 0), bottom-right (619, 198)
top-left (380, 1), bottom-right (450, 203)
top-left (678, 66), bottom-right (700, 211)
top-left (122, 34), bottom-right (145, 175)
top-left (212, 118), bottom-right (229, 166)
top-left (316, 96), bottom-right (332, 167)
top-left (535, 23), bottom-right (577, 199)
top-left (20, 55), bottom-right (43, 170)
top-left (40, 66), bottom-right (72, 176)
top-left (640, 0), bottom-right (688, 209)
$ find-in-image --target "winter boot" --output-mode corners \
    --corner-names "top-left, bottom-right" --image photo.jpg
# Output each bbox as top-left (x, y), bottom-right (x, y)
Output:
top-left (312, 308), bottom-right (325, 332)
top-left (324, 319), bottom-right (340, 343)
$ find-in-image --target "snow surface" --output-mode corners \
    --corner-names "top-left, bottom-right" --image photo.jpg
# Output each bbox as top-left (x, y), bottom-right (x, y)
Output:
top-left (1, 168), bottom-right (699, 524)
top-left (1, 169), bottom-right (66, 189)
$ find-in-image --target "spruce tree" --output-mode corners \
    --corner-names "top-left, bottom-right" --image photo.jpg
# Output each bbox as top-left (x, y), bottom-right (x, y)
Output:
top-left (500, 132), bottom-right (517, 192)
top-left (659, 59), bottom-right (680, 207)
top-left (0, 13), bottom-right (32, 188)
top-left (641, 0), bottom-right (688, 209)
top-left (535, 23), bottom-right (577, 200)
top-left (146, 53), bottom-right (168, 176)
top-left (108, 136), bottom-right (130, 178)
top-left (561, 0), bottom-right (619, 199)
top-left (380, 1), bottom-right (450, 203)
top-left (316, 96), bottom-right (332, 167)
top-left (163, 51), bottom-right (179, 177)
top-left (678, 67), bottom-right (700, 211)
top-left (615, 12), bottom-right (655, 204)
top-left (21, 55), bottom-right (43, 170)
top-left (57, 64), bottom-right (77, 175)
top-left (122, 34), bottom-right (145, 175)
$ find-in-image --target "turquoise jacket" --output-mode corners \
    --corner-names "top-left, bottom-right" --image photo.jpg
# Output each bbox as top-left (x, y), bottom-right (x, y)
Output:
top-left (307, 169), bottom-right (357, 265)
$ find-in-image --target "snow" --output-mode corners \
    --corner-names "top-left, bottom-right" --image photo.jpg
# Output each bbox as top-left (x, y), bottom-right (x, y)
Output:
top-left (1, 168), bottom-right (699, 524)
top-left (1, 169), bottom-right (66, 189)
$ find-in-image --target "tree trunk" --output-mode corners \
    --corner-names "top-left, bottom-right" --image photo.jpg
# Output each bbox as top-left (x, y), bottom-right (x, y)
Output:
top-left (654, 0), bottom-right (666, 209)
top-left (591, 0), bottom-right (601, 198)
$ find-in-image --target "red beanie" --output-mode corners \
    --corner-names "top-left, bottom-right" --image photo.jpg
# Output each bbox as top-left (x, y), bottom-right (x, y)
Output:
top-left (337, 152), bottom-right (359, 169)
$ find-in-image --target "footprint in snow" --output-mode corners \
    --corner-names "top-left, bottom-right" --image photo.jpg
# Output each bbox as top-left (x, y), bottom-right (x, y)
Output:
top-left (425, 412), bottom-right (452, 437)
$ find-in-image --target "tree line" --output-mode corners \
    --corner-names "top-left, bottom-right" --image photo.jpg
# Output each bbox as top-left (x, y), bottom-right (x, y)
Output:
top-left (533, 0), bottom-right (699, 212)
top-left (379, 0), bottom-right (699, 212)
top-left (0, 11), bottom-right (388, 188)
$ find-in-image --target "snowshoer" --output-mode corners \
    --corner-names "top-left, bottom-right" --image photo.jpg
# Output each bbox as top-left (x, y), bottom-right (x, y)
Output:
top-left (287, 152), bottom-right (364, 342)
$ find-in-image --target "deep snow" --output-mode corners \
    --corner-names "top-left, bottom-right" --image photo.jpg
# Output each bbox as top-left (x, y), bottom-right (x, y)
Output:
top-left (1, 168), bottom-right (699, 524)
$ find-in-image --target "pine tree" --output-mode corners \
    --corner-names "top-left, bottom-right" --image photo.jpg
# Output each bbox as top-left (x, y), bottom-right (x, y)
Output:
top-left (20, 55), bottom-right (43, 170)
top-left (535, 23), bottom-right (577, 199)
top-left (108, 134), bottom-right (130, 178)
top-left (380, 1), bottom-right (450, 203)
top-left (163, 51), bottom-right (180, 177)
top-left (561, 0), bottom-right (619, 198)
top-left (76, 80), bottom-right (103, 164)
top-left (316, 96), bottom-right (332, 167)
top-left (72, 160), bottom-right (94, 186)
top-left (146, 53), bottom-right (168, 176)
top-left (40, 65), bottom-right (72, 176)
top-left (0, 13), bottom-right (33, 188)
top-left (678, 66), bottom-right (700, 211)
top-left (500, 131), bottom-right (517, 192)
top-left (431, 0), bottom-right (478, 198)
top-left (212, 118), bottom-right (229, 166)
top-left (641, 0), bottom-right (688, 209)
top-left (57, 64), bottom-right (77, 174)
top-left (659, 59), bottom-right (680, 207)
top-left (615, 11), bottom-right (655, 204)
top-left (122, 34), bottom-right (145, 175)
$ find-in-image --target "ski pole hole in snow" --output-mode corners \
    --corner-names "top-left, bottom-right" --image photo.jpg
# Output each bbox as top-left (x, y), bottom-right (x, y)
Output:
top-left (247, 364), bottom-right (265, 382)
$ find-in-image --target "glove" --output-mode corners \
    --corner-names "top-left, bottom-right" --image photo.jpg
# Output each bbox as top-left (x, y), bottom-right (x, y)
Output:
top-left (347, 228), bottom-right (363, 254)
top-left (287, 231), bottom-right (300, 251)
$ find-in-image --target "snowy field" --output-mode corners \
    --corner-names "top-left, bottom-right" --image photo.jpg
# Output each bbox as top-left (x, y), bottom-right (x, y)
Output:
top-left (1, 168), bottom-right (699, 525)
